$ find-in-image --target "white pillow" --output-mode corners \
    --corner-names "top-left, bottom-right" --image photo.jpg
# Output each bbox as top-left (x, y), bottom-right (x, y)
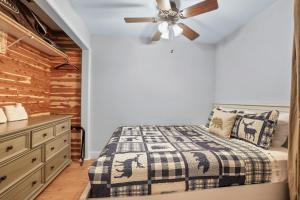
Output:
top-left (3, 103), bottom-right (28, 122)
top-left (0, 108), bottom-right (7, 123)
top-left (272, 113), bottom-right (289, 147)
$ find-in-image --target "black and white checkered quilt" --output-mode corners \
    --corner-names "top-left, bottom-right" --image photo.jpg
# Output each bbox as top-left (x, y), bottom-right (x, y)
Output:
top-left (88, 125), bottom-right (271, 198)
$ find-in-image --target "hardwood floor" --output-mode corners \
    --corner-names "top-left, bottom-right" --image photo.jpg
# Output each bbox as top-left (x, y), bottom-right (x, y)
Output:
top-left (37, 160), bottom-right (94, 200)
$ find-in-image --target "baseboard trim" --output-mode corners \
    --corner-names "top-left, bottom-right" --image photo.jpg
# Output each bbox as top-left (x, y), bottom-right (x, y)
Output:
top-left (89, 151), bottom-right (101, 159)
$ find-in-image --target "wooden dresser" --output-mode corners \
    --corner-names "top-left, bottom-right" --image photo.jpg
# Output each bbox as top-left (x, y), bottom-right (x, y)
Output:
top-left (0, 115), bottom-right (72, 200)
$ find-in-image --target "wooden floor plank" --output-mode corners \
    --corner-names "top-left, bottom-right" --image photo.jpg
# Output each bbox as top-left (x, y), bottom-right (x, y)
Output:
top-left (36, 160), bottom-right (94, 200)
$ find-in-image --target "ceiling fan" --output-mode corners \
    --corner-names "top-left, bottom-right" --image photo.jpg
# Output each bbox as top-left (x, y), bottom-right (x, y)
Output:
top-left (124, 0), bottom-right (219, 41)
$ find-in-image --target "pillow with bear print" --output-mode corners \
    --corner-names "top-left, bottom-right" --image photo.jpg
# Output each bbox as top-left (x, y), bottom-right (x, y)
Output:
top-left (205, 107), bottom-right (239, 128)
top-left (231, 110), bottom-right (279, 149)
top-left (208, 109), bottom-right (237, 139)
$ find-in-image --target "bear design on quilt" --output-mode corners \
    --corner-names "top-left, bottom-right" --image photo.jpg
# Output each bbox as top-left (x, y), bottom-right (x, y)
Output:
top-left (192, 152), bottom-right (210, 173)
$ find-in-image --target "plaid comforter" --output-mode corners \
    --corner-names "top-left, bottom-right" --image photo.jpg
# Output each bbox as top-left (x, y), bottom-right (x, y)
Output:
top-left (89, 125), bottom-right (271, 198)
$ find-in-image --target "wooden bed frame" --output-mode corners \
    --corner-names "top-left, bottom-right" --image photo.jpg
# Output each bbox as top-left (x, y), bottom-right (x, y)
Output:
top-left (81, 104), bottom-right (290, 200)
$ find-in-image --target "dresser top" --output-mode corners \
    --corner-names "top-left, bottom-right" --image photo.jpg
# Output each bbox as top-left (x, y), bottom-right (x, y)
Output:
top-left (0, 115), bottom-right (72, 138)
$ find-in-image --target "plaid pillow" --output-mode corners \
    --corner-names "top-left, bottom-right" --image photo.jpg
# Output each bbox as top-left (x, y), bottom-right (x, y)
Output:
top-left (205, 107), bottom-right (238, 128)
top-left (231, 110), bottom-right (279, 149)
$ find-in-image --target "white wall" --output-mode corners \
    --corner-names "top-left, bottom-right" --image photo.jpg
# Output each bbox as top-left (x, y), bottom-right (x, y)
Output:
top-left (215, 0), bottom-right (293, 105)
top-left (90, 37), bottom-right (216, 155)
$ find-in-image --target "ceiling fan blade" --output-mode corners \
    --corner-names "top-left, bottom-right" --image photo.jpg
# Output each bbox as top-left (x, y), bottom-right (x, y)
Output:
top-left (124, 17), bottom-right (156, 23)
top-left (152, 31), bottom-right (161, 41)
top-left (156, 0), bottom-right (171, 10)
top-left (180, 0), bottom-right (219, 18)
top-left (178, 23), bottom-right (200, 41)
top-left (170, 1), bottom-right (179, 11)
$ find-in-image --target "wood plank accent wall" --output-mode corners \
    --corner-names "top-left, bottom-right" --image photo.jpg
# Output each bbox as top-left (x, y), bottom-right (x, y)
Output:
top-left (0, 35), bottom-right (51, 116)
top-left (50, 51), bottom-right (81, 125)
top-left (0, 33), bottom-right (83, 161)
top-left (50, 33), bottom-right (82, 160)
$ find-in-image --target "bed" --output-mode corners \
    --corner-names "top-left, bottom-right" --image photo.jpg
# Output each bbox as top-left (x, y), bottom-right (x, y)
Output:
top-left (81, 104), bottom-right (289, 200)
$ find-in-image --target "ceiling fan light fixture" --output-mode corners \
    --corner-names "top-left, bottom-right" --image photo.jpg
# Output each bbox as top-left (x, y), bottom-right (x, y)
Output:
top-left (158, 22), bottom-right (169, 34)
top-left (161, 31), bottom-right (170, 40)
top-left (158, 22), bottom-right (183, 40)
top-left (172, 24), bottom-right (183, 37)
top-left (124, 0), bottom-right (219, 42)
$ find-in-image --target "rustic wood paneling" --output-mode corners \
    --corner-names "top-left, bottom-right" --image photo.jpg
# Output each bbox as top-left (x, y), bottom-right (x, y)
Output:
top-left (0, 31), bottom-right (82, 161)
top-left (0, 35), bottom-right (51, 116)
top-left (50, 33), bottom-right (82, 160)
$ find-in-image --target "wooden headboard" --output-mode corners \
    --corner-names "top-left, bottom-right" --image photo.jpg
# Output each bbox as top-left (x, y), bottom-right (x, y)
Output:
top-left (214, 103), bottom-right (290, 113)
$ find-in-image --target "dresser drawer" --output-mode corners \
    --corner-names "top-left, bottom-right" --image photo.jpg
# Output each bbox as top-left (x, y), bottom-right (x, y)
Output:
top-left (0, 147), bottom-right (42, 193)
top-left (55, 120), bottom-right (70, 136)
top-left (0, 169), bottom-right (43, 200)
top-left (0, 134), bottom-right (28, 163)
top-left (31, 126), bottom-right (54, 148)
top-left (45, 133), bottom-right (70, 161)
top-left (45, 146), bottom-right (70, 181)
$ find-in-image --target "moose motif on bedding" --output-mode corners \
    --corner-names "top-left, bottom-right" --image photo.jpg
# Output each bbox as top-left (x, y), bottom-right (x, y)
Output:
top-left (242, 121), bottom-right (257, 141)
top-left (192, 152), bottom-right (210, 173)
top-left (114, 154), bottom-right (145, 179)
top-left (89, 125), bottom-right (271, 198)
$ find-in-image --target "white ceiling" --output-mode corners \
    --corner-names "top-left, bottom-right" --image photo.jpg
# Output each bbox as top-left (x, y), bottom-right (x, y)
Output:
top-left (69, 0), bottom-right (278, 44)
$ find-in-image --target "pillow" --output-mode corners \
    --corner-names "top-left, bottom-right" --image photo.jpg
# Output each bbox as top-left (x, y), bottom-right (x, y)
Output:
top-left (3, 103), bottom-right (28, 122)
top-left (231, 110), bottom-right (279, 149)
top-left (208, 109), bottom-right (237, 139)
top-left (205, 107), bottom-right (238, 128)
top-left (0, 108), bottom-right (7, 123)
top-left (272, 113), bottom-right (289, 147)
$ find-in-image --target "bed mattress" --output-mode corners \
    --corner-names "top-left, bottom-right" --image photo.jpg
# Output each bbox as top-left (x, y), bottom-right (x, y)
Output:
top-left (88, 125), bottom-right (286, 198)
top-left (263, 147), bottom-right (288, 183)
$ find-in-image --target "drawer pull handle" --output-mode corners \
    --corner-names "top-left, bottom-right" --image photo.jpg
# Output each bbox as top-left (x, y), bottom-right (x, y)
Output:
top-left (50, 147), bottom-right (55, 151)
top-left (32, 157), bottom-right (37, 163)
top-left (62, 126), bottom-right (65, 129)
top-left (32, 181), bottom-right (37, 186)
top-left (50, 166), bottom-right (55, 170)
top-left (43, 133), bottom-right (48, 137)
top-left (64, 139), bottom-right (67, 143)
top-left (0, 176), bottom-right (7, 183)
top-left (64, 155), bottom-right (67, 159)
top-left (6, 145), bottom-right (13, 152)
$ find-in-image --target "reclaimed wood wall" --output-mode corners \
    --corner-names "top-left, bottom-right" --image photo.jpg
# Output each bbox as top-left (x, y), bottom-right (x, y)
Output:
top-left (0, 33), bottom-right (82, 161)
top-left (0, 35), bottom-right (52, 116)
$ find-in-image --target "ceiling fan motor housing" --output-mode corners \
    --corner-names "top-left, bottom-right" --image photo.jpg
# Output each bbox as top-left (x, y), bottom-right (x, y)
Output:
top-left (158, 9), bottom-right (180, 23)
